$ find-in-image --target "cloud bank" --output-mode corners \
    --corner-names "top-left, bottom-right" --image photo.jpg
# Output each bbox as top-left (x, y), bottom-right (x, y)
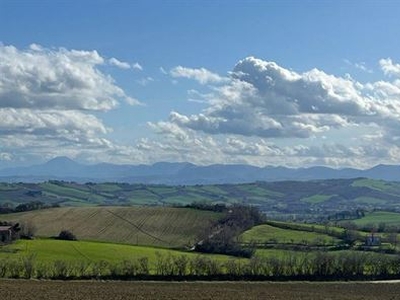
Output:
top-left (2, 45), bottom-right (400, 169)
top-left (0, 44), bottom-right (140, 164)
top-left (149, 56), bottom-right (400, 168)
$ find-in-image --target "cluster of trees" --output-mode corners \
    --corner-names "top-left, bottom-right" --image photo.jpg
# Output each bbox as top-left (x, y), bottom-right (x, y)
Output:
top-left (195, 204), bottom-right (265, 257)
top-left (15, 201), bottom-right (47, 212)
top-left (0, 201), bottom-right (59, 214)
top-left (56, 230), bottom-right (77, 241)
top-left (185, 202), bottom-right (227, 212)
top-left (2, 251), bottom-right (400, 280)
top-left (327, 210), bottom-right (365, 221)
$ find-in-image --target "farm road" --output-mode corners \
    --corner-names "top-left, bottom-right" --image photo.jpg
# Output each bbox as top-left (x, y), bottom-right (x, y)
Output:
top-left (1, 280), bottom-right (400, 300)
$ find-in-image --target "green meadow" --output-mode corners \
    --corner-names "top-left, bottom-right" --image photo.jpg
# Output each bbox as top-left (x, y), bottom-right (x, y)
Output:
top-left (351, 211), bottom-right (400, 226)
top-left (240, 224), bottom-right (339, 245)
top-left (0, 239), bottom-right (234, 267)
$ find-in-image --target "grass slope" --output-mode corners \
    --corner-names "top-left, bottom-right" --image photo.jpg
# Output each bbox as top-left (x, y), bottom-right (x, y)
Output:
top-left (0, 239), bottom-right (232, 267)
top-left (239, 224), bottom-right (340, 245)
top-left (351, 211), bottom-right (400, 226)
top-left (0, 206), bottom-right (222, 248)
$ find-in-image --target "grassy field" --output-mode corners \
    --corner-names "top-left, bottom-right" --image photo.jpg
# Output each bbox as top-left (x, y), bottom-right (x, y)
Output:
top-left (0, 239), bottom-right (231, 267)
top-left (0, 206), bottom-right (222, 248)
top-left (266, 220), bottom-right (346, 235)
top-left (239, 224), bottom-right (339, 245)
top-left (351, 211), bottom-right (400, 226)
top-left (354, 197), bottom-right (387, 205)
top-left (1, 280), bottom-right (400, 300)
top-left (351, 178), bottom-right (391, 191)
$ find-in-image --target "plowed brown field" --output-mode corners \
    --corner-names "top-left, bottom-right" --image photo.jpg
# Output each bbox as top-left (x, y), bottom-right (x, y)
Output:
top-left (1, 280), bottom-right (400, 300)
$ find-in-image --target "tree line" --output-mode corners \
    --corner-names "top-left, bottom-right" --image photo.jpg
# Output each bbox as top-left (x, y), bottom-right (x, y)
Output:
top-left (1, 251), bottom-right (400, 281)
top-left (0, 200), bottom-right (59, 214)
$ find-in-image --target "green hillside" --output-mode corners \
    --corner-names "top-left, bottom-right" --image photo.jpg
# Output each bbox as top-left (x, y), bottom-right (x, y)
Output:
top-left (0, 239), bottom-right (232, 266)
top-left (239, 224), bottom-right (340, 245)
top-left (350, 211), bottom-right (400, 227)
top-left (2, 178), bottom-right (400, 220)
top-left (0, 206), bottom-right (222, 248)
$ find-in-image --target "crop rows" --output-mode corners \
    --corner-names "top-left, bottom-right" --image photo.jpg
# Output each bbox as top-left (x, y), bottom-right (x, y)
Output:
top-left (0, 206), bottom-right (222, 247)
top-left (2, 280), bottom-right (400, 300)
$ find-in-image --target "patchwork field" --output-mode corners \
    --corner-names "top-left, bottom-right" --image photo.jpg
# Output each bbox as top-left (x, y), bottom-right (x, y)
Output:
top-left (3, 178), bottom-right (400, 220)
top-left (1, 280), bottom-right (400, 300)
top-left (0, 206), bottom-right (222, 248)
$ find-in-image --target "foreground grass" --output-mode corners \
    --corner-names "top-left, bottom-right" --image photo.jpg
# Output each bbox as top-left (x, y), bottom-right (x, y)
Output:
top-left (1, 239), bottom-right (400, 281)
top-left (0, 239), bottom-right (231, 266)
top-left (1, 280), bottom-right (400, 300)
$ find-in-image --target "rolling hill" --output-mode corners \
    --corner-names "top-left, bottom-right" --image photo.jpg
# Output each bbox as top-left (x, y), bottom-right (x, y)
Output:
top-left (2, 178), bottom-right (400, 220)
top-left (0, 206), bottom-right (222, 248)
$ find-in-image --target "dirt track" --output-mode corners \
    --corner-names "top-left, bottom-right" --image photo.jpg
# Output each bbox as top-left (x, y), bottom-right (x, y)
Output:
top-left (1, 280), bottom-right (400, 300)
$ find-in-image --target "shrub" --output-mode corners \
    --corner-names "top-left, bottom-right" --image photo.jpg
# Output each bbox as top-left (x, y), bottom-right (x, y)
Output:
top-left (57, 230), bottom-right (77, 241)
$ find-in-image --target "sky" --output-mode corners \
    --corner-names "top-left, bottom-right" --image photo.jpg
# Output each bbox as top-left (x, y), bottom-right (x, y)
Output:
top-left (1, 0), bottom-right (400, 169)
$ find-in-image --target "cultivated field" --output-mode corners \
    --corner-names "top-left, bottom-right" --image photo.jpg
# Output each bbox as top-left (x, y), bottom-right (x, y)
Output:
top-left (0, 206), bottom-right (221, 248)
top-left (1, 280), bottom-right (400, 300)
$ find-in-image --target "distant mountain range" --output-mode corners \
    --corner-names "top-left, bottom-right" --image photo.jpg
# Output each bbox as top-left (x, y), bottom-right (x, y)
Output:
top-left (0, 156), bottom-right (399, 184)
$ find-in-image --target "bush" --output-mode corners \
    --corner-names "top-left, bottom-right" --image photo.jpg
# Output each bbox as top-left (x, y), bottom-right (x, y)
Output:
top-left (57, 230), bottom-right (77, 241)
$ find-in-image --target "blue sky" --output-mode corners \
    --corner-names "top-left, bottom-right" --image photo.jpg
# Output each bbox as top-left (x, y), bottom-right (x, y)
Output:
top-left (1, 0), bottom-right (400, 168)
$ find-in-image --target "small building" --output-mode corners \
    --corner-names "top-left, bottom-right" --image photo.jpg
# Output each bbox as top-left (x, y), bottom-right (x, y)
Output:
top-left (0, 224), bottom-right (19, 244)
top-left (365, 233), bottom-right (381, 246)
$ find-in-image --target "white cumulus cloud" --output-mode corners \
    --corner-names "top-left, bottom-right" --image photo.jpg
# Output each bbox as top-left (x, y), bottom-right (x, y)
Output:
top-left (109, 57), bottom-right (131, 69)
top-left (380, 58), bottom-right (400, 77)
top-left (0, 44), bottom-right (142, 164)
top-left (155, 57), bottom-right (400, 141)
top-left (147, 56), bottom-right (400, 168)
top-left (170, 66), bottom-right (227, 84)
top-left (0, 44), bottom-right (142, 110)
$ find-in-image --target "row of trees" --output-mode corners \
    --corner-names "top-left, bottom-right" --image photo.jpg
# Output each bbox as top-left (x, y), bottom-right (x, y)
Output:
top-left (0, 201), bottom-right (60, 214)
top-left (2, 252), bottom-right (400, 280)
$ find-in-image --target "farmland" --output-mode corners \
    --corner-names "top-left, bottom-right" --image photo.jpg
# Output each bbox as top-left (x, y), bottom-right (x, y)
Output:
top-left (3, 178), bottom-right (400, 220)
top-left (0, 206), bottom-right (221, 248)
top-left (1, 280), bottom-right (400, 300)
top-left (1, 205), bottom-right (400, 281)
top-left (2, 179), bottom-right (400, 282)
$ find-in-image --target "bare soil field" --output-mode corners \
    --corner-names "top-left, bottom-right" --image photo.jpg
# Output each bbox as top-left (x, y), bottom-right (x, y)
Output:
top-left (1, 280), bottom-right (400, 300)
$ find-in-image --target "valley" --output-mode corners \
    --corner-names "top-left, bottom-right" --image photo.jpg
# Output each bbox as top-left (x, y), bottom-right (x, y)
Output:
top-left (1, 178), bottom-right (400, 281)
